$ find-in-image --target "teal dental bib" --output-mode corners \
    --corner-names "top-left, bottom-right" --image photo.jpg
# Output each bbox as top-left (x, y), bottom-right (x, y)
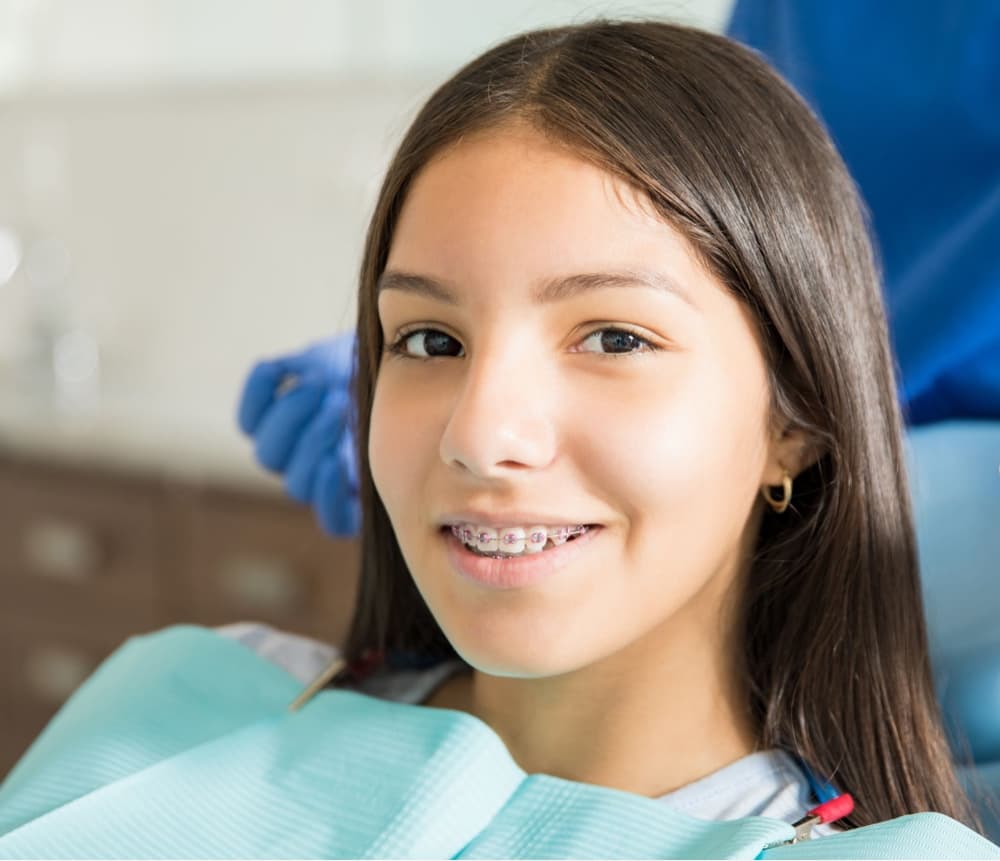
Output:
top-left (0, 626), bottom-right (996, 859)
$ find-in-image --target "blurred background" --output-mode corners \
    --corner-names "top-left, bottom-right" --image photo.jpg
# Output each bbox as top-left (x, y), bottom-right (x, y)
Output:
top-left (0, 0), bottom-right (732, 779)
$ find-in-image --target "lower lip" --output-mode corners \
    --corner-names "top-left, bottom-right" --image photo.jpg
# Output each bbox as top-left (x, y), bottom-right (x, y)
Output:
top-left (442, 525), bottom-right (603, 590)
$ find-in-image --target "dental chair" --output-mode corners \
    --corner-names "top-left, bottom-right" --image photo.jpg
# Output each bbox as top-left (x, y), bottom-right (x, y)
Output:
top-left (905, 419), bottom-right (1000, 841)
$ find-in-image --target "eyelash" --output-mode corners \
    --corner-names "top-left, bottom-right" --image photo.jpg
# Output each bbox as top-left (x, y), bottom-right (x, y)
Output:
top-left (384, 325), bottom-right (661, 361)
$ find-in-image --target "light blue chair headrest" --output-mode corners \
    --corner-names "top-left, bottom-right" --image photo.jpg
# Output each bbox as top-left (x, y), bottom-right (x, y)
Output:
top-left (903, 420), bottom-right (1000, 839)
top-left (905, 420), bottom-right (1000, 666)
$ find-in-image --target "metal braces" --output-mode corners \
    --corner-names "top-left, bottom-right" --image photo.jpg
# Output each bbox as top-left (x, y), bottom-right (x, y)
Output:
top-left (449, 523), bottom-right (589, 549)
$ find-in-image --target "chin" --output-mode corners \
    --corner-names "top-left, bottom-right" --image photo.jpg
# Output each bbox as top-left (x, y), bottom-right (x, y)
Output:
top-left (443, 627), bottom-right (589, 679)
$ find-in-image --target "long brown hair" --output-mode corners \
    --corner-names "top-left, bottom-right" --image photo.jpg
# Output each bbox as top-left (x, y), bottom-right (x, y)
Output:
top-left (335, 17), bottom-right (982, 832)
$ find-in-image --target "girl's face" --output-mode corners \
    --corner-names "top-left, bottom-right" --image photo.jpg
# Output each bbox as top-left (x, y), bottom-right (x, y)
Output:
top-left (370, 126), bottom-right (788, 678)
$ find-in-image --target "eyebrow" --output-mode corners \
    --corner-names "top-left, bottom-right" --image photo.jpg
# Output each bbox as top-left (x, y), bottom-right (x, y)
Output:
top-left (376, 267), bottom-right (699, 311)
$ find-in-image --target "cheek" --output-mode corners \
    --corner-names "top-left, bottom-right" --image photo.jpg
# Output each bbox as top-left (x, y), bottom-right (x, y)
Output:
top-left (578, 372), bottom-right (714, 508)
top-left (580, 364), bottom-right (765, 551)
top-left (368, 377), bottom-right (432, 519)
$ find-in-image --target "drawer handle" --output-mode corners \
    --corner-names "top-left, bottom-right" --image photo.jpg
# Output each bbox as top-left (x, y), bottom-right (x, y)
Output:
top-left (22, 517), bottom-right (104, 581)
top-left (24, 644), bottom-right (95, 704)
top-left (218, 555), bottom-right (305, 613)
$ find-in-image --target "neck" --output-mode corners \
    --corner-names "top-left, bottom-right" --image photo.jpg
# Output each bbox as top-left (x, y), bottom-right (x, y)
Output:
top-left (424, 623), bottom-right (759, 797)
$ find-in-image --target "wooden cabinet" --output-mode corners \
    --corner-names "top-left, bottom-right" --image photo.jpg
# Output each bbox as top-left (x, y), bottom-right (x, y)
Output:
top-left (0, 454), bottom-right (360, 780)
top-left (180, 487), bottom-right (359, 643)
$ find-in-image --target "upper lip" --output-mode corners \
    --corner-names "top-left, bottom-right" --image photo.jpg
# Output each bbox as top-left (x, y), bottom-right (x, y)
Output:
top-left (439, 511), bottom-right (600, 529)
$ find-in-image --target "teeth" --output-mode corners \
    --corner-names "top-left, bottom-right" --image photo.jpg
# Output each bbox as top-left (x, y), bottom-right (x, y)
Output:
top-left (451, 523), bottom-right (589, 557)
top-left (475, 527), bottom-right (500, 555)
top-left (496, 526), bottom-right (527, 554)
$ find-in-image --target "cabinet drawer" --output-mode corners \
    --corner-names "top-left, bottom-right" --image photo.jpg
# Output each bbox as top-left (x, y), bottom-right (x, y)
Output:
top-left (184, 490), bottom-right (360, 646)
top-left (0, 614), bottom-right (142, 781)
top-left (0, 461), bottom-right (162, 630)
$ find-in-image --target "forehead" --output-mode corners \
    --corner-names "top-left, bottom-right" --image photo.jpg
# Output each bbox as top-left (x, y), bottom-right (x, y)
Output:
top-left (385, 129), bottom-right (713, 299)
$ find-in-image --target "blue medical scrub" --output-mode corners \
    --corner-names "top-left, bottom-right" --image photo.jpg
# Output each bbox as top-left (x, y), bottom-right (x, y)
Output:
top-left (727, 0), bottom-right (1000, 425)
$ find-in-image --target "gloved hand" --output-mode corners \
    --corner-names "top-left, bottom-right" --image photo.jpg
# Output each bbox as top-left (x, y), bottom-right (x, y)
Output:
top-left (237, 332), bottom-right (361, 537)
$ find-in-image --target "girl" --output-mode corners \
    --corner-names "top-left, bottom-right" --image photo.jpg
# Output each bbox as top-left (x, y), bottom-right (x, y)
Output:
top-left (226, 16), bottom-right (985, 838)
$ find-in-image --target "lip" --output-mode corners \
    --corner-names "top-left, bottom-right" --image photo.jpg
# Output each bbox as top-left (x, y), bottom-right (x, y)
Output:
top-left (441, 524), bottom-right (603, 590)
top-left (439, 511), bottom-right (601, 529)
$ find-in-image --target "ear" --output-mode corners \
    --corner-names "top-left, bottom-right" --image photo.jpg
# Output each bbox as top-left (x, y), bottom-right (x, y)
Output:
top-left (762, 424), bottom-right (823, 486)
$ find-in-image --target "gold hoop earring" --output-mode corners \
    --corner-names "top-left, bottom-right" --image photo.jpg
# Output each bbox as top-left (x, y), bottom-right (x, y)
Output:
top-left (761, 471), bottom-right (793, 514)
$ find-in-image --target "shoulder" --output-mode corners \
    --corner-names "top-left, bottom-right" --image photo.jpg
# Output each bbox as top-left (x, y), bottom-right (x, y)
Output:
top-left (214, 621), bottom-right (342, 686)
top-left (213, 622), bottom-right (468, 705)
top-left (657, 749), bottom-right (844, 837)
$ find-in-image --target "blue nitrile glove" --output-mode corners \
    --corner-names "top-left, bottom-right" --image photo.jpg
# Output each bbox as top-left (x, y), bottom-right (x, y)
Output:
top-left (237, 332), bottom-right (360, 537)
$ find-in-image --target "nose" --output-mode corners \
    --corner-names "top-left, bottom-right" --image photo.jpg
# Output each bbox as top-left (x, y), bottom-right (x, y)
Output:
top-left (438, 333), bottom-right (557, 478)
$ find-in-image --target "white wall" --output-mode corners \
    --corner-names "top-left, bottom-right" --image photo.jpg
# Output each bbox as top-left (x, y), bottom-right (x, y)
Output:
top-left (0, 0), bottom-right (735, 482)
top-left (0, 0), bottom-right (735, 92)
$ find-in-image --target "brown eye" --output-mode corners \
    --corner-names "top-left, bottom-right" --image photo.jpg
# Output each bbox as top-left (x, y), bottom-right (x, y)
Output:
top-left (577, 327), bottom-right (655, 356)
top-left (386, 328), bottom-right (463, 359)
